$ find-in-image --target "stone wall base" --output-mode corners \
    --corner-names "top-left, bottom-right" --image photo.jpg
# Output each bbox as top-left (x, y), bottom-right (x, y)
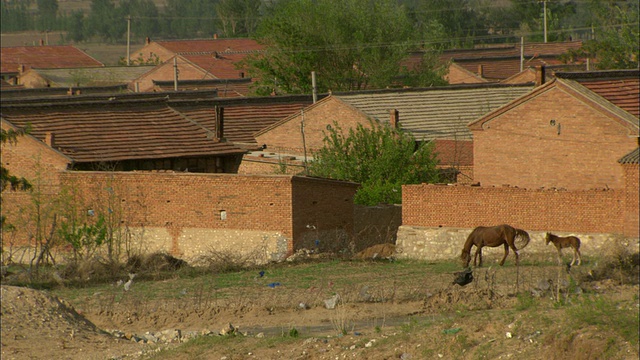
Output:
top-left (396, 226), bottom-right (640, 264)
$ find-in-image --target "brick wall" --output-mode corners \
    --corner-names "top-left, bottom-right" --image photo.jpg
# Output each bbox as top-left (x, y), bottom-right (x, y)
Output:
top-left (402, 183), bottom-right (630, 236)
top-left (472, 87), bottom-right (637, 190)
top-left (2, 170), bottom-right (358, 263)
top-left (623, 164), bottom-right (640, 238)
top-left (291, 176), bottom-right (358, 251)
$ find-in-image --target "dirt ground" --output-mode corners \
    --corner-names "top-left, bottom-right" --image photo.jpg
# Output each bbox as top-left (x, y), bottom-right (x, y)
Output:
top-left (1, 259), bottom-right (639, 360)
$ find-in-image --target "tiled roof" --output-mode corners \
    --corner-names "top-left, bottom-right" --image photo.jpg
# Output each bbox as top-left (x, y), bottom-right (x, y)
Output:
top-left (555, 70), bottom-right (639, 117)
top-left (153, 78), bottom-right (252, 97)
top-left (334, 83), bottom-right (535, 140)
top-left (1, 46), bottom-right (104, 74)
top-left (155, 38), bottom-right (263, 54)
top-left (411, 41), bottom-right (586, 81)
top-left (1, 94), bottom-right (247, 163)
top-left (181, 53), bottom-right (252, 79)
top-left (441, 41), bottom-right (583, 60)
top-left (171, 96), bottom-right (316, 148)
top-left (618, 147), bottom-right (639, 164)
top-left (24, 66), bottom-right (155, 87)
top-left (0, 85), bottom-right (131, 99)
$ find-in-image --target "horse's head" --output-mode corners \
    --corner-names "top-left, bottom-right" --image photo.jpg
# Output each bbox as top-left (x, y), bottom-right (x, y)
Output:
top-left (544, 232), bottom-right (551, 245)
top-left (460, 250), bottom-right (470, 266)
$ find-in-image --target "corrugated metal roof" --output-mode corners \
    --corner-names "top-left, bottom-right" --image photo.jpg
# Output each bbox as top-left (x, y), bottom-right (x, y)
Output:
top-left (1, 45), bottom-right (104, 74)
top-left (26, 66), bottom-right (156, 87)
top-left (618, 147), bottom-right (639, 164)
top-left (334, 84), bottom-right (534, 140)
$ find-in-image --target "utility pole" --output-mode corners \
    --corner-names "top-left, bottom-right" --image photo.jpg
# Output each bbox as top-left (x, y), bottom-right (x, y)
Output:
top-left (126, 15), bottom-right (131, 66)
top-left (311, 71), bottom-right (317, 104)
top-left (173, 57), bottom-right (179, 91)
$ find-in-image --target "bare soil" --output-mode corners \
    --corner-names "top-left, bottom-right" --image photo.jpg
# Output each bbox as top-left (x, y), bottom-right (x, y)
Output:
top-left (1, 260), bottom-right (638, 360)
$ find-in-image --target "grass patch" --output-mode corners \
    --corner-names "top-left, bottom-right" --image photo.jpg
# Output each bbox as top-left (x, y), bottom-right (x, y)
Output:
top-left (568, 295), bottom-right (639, 346)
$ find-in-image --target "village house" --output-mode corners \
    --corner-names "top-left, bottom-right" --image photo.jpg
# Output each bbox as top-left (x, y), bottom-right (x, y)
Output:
top-left (128, 38), bottom-right (263, 93)
top-left (0, 45), bottom-right (104, 85)
top-left (1, 90), bottom-right (356, 262)
top-left (250, 82), bottom-right (535, 182)
top-left (469, 69), bottom-right (639, 190)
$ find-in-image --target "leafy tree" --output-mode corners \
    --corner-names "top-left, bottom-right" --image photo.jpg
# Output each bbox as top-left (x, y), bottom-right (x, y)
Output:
top-left (308, 121), bottom-right (440, 205)
top-left (580, 0), bottom-right (639, 69)
top-left (1, 0), bottom-right (34, 32)
top-left (36, 0), bottom-right (58, 31)
top-left (86, 0), bottom-right (128, 42)
top-left (406, 0), bottom-right (489, 49)
top-left (66, 10), bottom-right (87, 43)
top-left (244, 0), bottom-right (446, 95)
top-left (215, 0), bottom-right (262, 37)
top-left (121, 0), bottom-right (159, 42)
top-left (161, 0), bottom-right (218, 39)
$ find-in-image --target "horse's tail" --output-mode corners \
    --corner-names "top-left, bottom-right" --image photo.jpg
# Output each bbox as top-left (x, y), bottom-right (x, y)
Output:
top-left (514, 229), bottom-right (531, 250)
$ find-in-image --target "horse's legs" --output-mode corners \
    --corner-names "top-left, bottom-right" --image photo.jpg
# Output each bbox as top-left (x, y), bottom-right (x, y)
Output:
top-left (556, 248), bottom-right (563, 265)
top-left (473, 247), bottom-right (481, 267)
top-left (575, 247), bottom-right (582, 266)
top-left (499, 243), bottom-right (509, 266)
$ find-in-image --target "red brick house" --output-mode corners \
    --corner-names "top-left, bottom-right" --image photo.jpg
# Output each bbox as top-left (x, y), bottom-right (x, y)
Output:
top-left (469, 69), bottom-right (639, 190)
top-left (1, 90), bottom-right (355, 262)
top-left (253, 83), bottom-right (534, 182)
top-left (1, 45), bottom-right (104, 84)
top-left (129, 38), bottom-right (263, 93)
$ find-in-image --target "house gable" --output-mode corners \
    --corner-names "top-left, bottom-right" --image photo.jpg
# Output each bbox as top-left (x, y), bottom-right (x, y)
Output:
top-left (134, 55), bottom-right (215, 92)
top-left (446, 62), bottom-right (489, 84)
top-left (469, 77), bottom-right (639, 190)
top-left (1, 118), bottom-right (71, 185)
top-left (255, 96), bottom-right (371, 154)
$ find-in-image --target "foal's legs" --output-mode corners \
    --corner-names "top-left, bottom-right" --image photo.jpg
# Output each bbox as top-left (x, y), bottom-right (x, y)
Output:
top-left (573, 247), bottom-right (582, 266)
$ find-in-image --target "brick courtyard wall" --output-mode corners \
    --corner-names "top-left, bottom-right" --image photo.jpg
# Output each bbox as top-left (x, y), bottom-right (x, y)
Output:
top-left (397, 182), bottom-right (639, 262)
top-left (2, 170), bottom-right (357, 264)
top-left (402, 183), bottom-right (625, 234)
top-left (291, 177), bottom-right (359, 252)
top-left (471, 86), bottom-right (638, 190)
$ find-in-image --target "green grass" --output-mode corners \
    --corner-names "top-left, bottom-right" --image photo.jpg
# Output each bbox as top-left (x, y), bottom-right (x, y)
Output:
top-left (568, 295), bottom-right (640, 347)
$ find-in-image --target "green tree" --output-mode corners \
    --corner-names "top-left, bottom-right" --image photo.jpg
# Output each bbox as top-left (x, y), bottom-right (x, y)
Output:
top-left (1, 127), bottom-right (32, 231)
top-left (406, 0), bottom-right (489, 49)
top-left (1, 0), bottom-right (34, 32)
top-left (161, 0), bottom-right (218, 39)
top-left (121, 0), bottom-right (159, 42)
top-left (581, 0), bottom-right (639, 69)
top-left (244, 0), bottom-right (446, 95)
top-left (215, 0), bottom-right (262, 37)
top-left (308, 121), bottom-right (440, 205)
top-left (66, 10), bottom-right (86, 43)
top-left (36, 0), bottom-right (58, 31)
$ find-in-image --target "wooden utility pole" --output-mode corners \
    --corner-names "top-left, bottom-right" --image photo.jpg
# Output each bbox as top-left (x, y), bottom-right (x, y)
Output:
top-left (126, 15), bottom-right (131, 66)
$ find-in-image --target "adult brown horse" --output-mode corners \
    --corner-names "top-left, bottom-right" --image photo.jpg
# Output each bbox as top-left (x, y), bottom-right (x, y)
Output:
top-left (461, 224), bottom-right (531, 267)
